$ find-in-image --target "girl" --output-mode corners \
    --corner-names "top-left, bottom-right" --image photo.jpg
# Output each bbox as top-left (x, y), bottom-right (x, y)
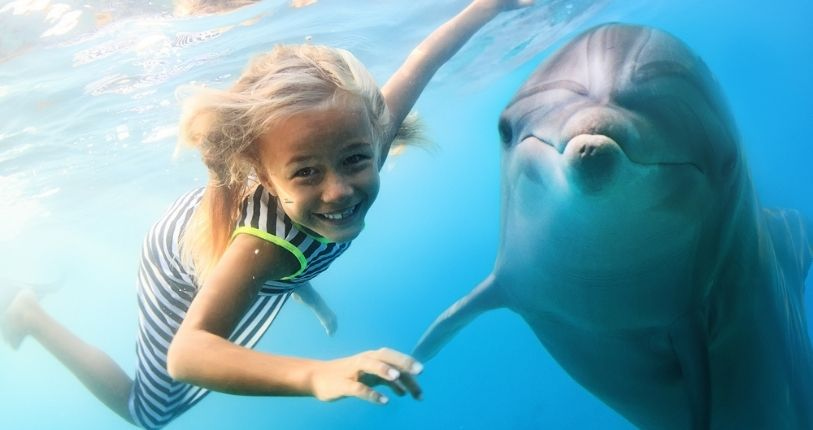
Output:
top-left (2, 1), bottom-right (533, 429)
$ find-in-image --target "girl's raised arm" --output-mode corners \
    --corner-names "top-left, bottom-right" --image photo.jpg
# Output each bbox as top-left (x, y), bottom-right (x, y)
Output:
top-left (380, 0), bottom-right (533, 163)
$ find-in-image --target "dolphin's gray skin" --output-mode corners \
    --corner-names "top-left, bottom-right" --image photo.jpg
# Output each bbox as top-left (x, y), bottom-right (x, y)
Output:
top-left (413, 24), bottom-right (813, 429)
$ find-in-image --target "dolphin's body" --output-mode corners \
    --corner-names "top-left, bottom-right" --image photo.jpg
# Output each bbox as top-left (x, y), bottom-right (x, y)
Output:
top-left (414, 24), bottom-right (813, 429)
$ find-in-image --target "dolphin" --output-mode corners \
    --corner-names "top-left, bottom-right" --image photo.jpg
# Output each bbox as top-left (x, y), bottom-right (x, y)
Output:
top-left (413, 23), bottom-right (813, 429)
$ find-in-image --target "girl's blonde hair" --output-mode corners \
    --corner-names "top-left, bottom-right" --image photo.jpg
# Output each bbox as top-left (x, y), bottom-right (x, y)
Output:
top-left (178, 44), bottom-right (414, 286)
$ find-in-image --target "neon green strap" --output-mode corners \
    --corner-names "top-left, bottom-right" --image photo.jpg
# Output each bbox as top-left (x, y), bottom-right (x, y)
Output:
top-left (232, 226), bottom-right (307, 280)
top-left (291, 222), bottom-right (332, 244)
top-left (290, 221), bottom-right (365, 244)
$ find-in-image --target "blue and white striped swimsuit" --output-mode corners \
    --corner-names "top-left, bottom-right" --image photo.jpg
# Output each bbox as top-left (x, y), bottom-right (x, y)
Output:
top-left (129, 185), bottom-right (350, 429)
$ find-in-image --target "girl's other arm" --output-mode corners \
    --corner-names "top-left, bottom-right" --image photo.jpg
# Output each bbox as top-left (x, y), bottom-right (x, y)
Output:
top-left (166, 234), bottom-right (422, 403)
top-left (167, 234), bottom-right (313, 395)
top-left (379, 0), bottom-right (533, 164)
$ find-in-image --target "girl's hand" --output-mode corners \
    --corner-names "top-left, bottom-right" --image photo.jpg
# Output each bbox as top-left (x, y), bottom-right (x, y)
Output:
top-left (310, 348), bottom-right (423, 404)
top-left (474, 0), bottom-right (534, 13)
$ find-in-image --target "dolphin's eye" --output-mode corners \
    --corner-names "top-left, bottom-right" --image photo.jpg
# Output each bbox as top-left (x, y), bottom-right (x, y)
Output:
top-left (498, 117), bottom-right (513, 147)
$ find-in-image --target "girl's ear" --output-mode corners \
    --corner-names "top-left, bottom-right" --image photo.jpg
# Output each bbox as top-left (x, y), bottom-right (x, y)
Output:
top-left (266, 182), bottom-right (278, 197)
top-left (255, 167), bottom-right (278, 196)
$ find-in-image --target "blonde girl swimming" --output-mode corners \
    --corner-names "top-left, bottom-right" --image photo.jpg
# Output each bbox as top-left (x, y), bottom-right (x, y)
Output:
top-left (2, 1), bottom-right (533, 429)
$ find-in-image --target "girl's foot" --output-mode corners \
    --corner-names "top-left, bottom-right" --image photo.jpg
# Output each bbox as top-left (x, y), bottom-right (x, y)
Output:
top-left (1, 289), bottom-right (38, 349)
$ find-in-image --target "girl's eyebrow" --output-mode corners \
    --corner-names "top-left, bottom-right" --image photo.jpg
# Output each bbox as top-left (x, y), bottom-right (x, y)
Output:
top-left (285, 142), bottom-right (372, 167)
top-left (285, 154), bottom-right (317, 167)
top-left (341, 142), bottom-right (373, 152)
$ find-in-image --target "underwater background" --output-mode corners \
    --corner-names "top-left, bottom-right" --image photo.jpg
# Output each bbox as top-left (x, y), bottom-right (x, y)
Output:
top-left (1, 0), bottom-right (811, 428)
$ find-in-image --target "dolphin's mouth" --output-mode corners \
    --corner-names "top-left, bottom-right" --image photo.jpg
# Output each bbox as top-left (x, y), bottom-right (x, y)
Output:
top-left (521, 133), bottom-right (705, 175)
top-left (633, 159), bottom-right (705, 174)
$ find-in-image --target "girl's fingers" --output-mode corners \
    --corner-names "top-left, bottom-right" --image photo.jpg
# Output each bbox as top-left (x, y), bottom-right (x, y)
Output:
top-left (370, 348), bottom-right (424, 376)
top-left (359, 373), bottom-right (407, 397)
top-left (358, 349), bottom-right (424, 400)
top-left (389, 379), bottom-right (408, 397)
top-left (395, 371), bottom-right (423, 400)
top-left (357, 356), bottom-right (403, 383)
top-left (348, 381), bottom-right (389, 405)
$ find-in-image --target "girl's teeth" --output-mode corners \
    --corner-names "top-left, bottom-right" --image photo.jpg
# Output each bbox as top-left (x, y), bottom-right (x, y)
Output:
top-left (322, 206), bottom-right (354, 220)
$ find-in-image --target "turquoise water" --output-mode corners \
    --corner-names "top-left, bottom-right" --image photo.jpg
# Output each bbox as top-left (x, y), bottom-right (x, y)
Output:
top-left (1, 0), bottom-right (811, 428)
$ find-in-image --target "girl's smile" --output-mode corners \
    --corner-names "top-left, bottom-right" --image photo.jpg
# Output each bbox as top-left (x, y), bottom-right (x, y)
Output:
top-left (315, 202), bottom-right (361, 222)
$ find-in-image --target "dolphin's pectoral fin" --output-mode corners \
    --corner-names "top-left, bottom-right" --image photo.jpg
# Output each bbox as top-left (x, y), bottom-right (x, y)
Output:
top-left (412, 273), bottom-right (504, 362)
top-left (668, 311), bottom-right (711, 430)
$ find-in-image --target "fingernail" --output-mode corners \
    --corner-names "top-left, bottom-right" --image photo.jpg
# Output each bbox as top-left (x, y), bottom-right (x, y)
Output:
top-left (379, 395), bottom-right (389, 405)
top-left (410, 362), bottom-right (424, 374)
top-left (387, 368), bottom-right (400, 380)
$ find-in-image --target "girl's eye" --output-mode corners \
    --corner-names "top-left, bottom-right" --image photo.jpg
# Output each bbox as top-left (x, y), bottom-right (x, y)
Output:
top-left (344, 154), bottom-right (370, 166)
top-left (294, 167), bottom-right (317, 178)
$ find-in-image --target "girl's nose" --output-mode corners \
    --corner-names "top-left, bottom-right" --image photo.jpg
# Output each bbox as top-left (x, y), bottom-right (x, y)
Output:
top-left (321, 173), bottom-right (353, 202)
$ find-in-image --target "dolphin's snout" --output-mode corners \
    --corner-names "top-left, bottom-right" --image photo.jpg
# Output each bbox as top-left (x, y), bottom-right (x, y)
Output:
top-left (564, 135), bottom-right (624, 194)
top-left (561, 107), bottom-right (637, 148)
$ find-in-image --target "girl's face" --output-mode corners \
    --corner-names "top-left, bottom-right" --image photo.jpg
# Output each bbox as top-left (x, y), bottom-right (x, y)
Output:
top-left (256, 95), bottom-right (380, 243)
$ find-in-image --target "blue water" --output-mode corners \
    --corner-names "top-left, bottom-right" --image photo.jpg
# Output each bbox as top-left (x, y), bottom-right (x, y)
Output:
top-left (1, 0), bottom-right (811, 428)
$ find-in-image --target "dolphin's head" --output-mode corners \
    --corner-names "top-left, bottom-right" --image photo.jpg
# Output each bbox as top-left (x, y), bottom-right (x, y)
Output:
top-left (494, 24), bottom-right (765, 328)
top-left (499, 23), bottom-right (741, 212)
